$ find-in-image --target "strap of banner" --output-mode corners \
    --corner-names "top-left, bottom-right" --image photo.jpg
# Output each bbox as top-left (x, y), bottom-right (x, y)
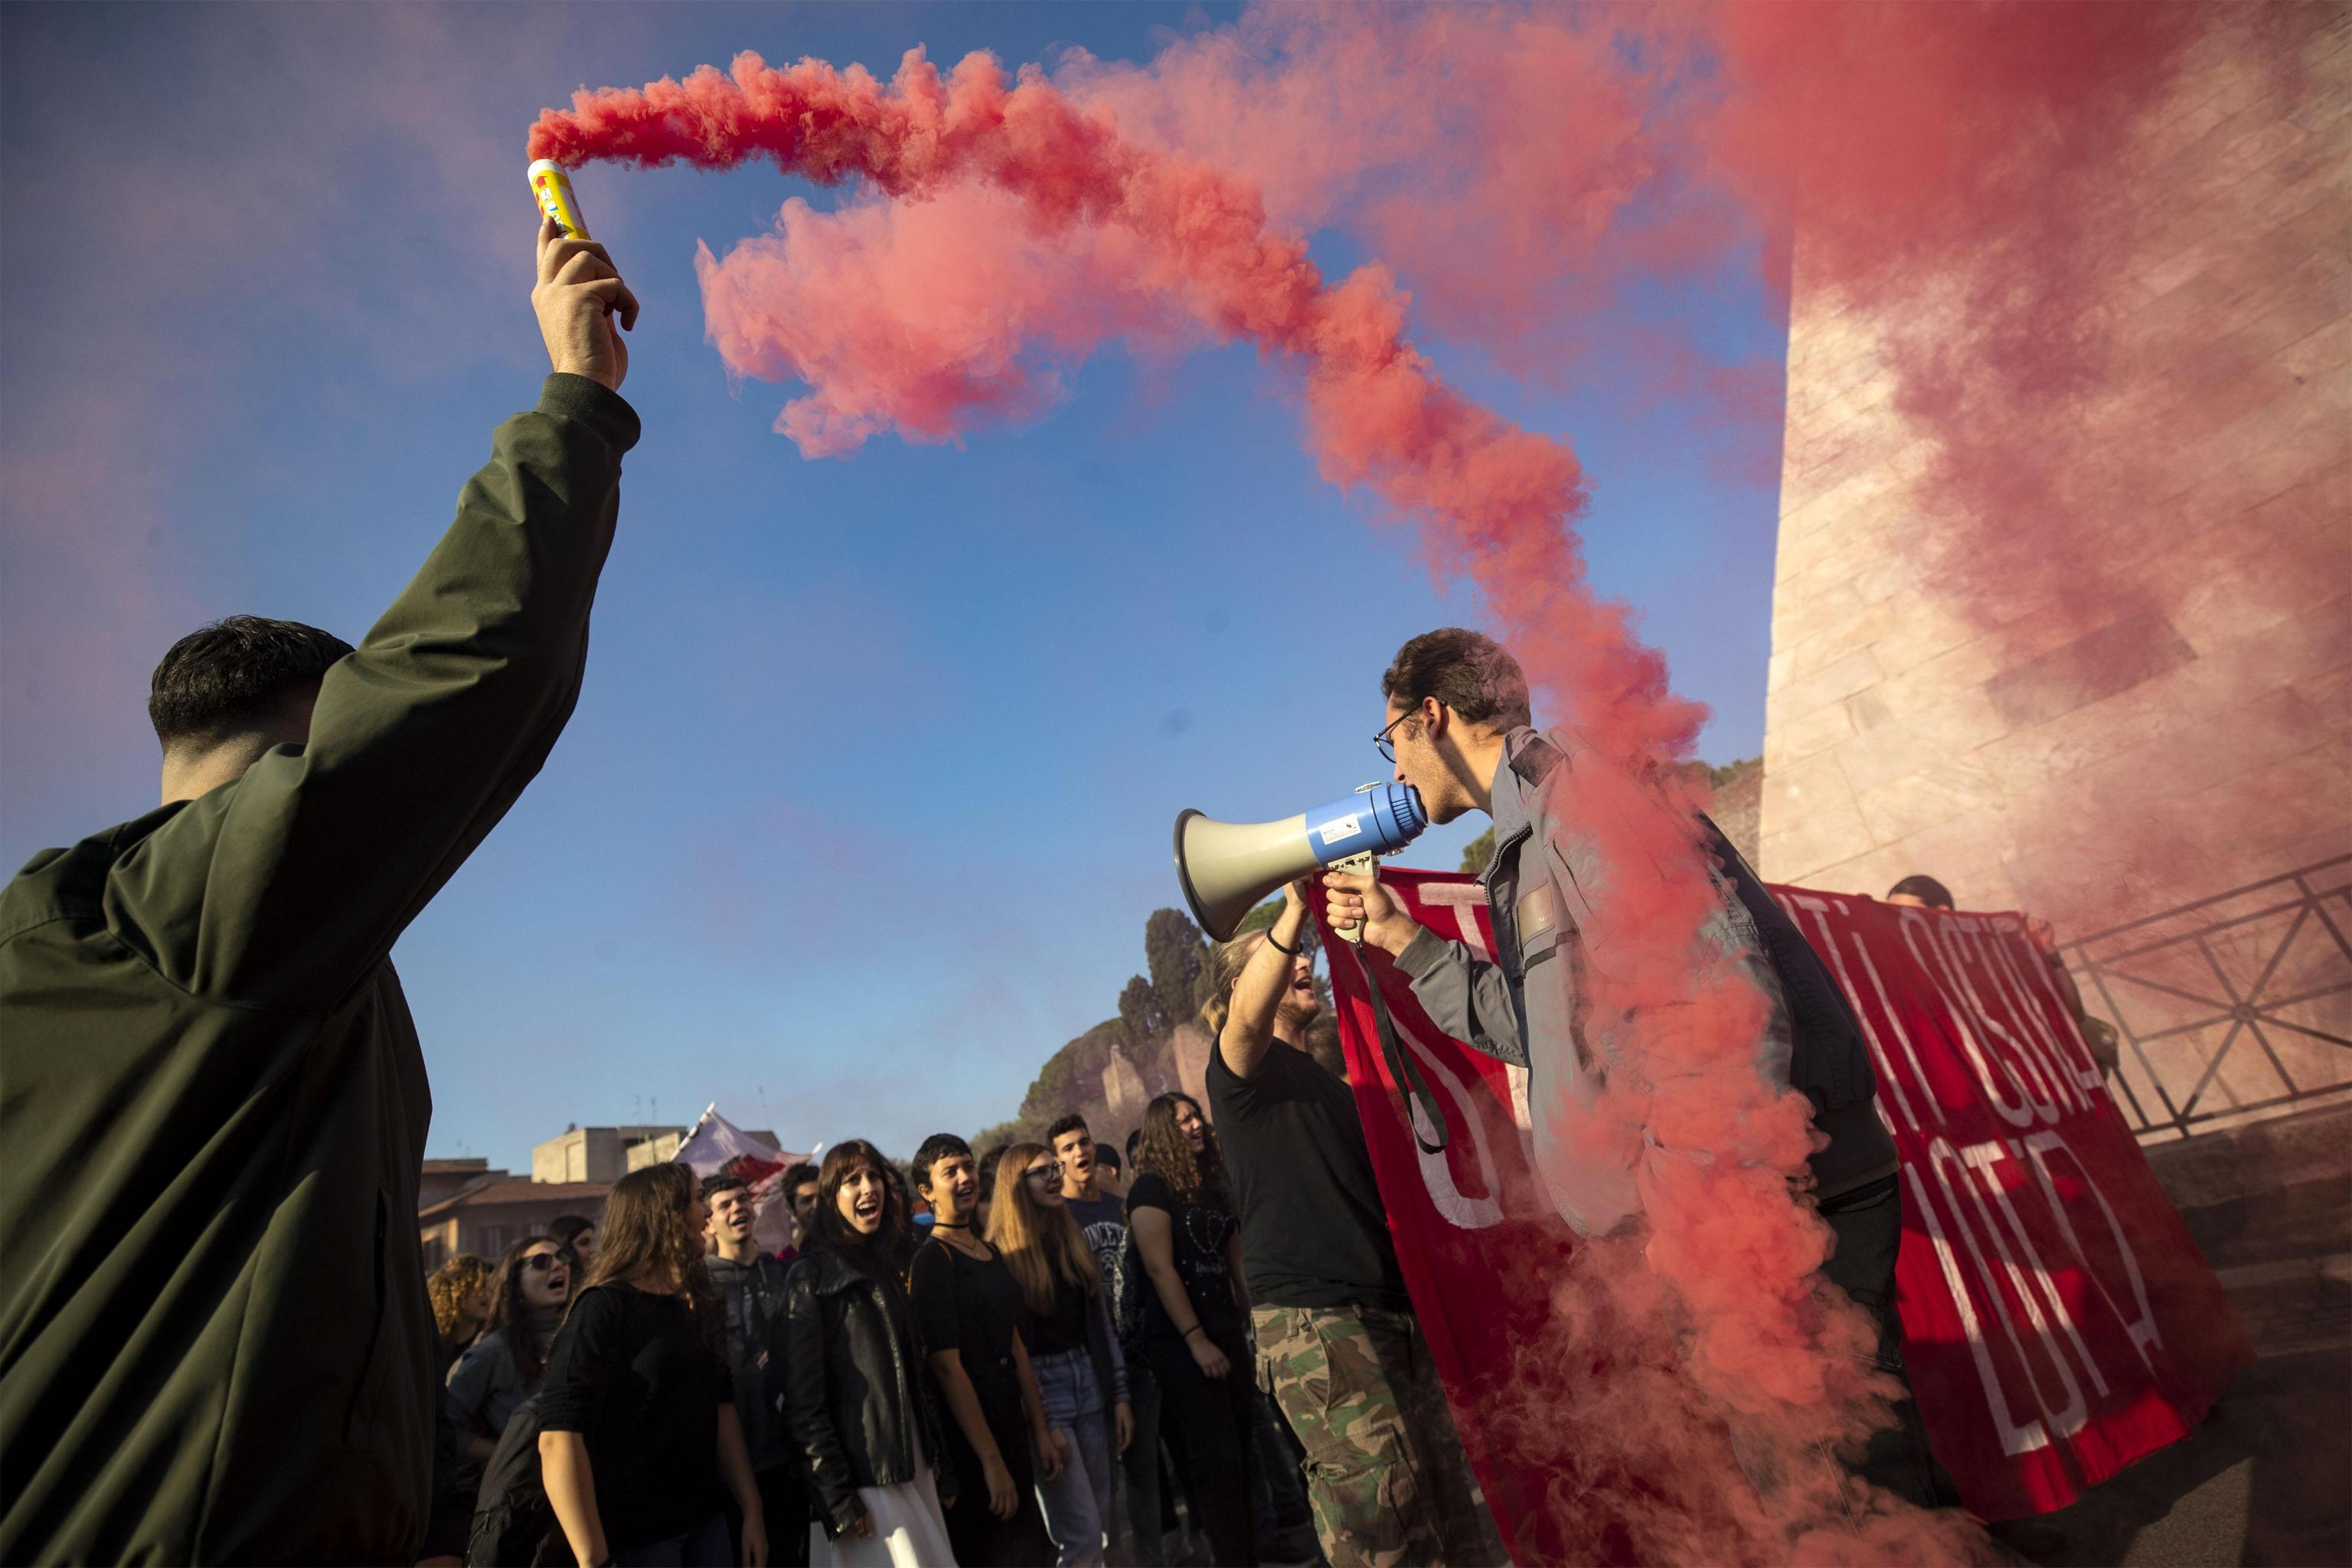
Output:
top-left (1364, 955), bottom-right (1450, 1155)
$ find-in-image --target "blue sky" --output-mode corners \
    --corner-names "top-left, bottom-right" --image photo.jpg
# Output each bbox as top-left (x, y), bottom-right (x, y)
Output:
top-left (1, 3), bottom-right (1786, 1168)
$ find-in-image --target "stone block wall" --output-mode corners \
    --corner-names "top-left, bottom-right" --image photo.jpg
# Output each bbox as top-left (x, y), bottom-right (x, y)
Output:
top-left (1761, 16), bottom-right (2350, 937)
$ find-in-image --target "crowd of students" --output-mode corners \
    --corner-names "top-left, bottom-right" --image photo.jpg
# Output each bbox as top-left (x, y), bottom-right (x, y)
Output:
top-left (420, 893), bottom-right (1504, 1568)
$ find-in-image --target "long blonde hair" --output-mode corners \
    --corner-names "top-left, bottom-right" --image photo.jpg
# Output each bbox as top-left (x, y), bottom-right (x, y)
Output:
top-left (985, 1142), bottom-right (1100, 1316)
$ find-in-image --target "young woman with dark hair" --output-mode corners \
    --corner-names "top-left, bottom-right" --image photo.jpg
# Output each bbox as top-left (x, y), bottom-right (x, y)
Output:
top-left (447, 1235), bottom-right (571, 1462)
top-left (1128, 1094), bottom-right (1256, 1566)
top-left (782, 1140), bottom-right (959, 1568)
top-left (990, 1143), bottom-right (1133, 1568)
top-left (908, 1133), bottom-right (1058, 1567)
top-left (539, 1162), bottom-right (766, 1567)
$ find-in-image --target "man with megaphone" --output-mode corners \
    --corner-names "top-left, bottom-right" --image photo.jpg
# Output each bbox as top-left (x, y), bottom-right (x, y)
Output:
top-left (1319, 629), bottom-right (1945, 1511)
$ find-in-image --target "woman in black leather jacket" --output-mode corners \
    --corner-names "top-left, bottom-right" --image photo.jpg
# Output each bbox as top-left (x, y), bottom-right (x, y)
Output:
top-left (782, 1141), bottom-right (959, 1567)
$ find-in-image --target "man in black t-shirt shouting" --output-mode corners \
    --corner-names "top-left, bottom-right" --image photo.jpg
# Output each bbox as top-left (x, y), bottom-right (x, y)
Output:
top-left (1206, 882), bottom-right (1503, 1568)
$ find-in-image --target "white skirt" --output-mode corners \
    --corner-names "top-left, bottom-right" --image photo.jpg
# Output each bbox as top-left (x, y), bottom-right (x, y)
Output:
top-left (814, 1424), bottom-right (959, 1568)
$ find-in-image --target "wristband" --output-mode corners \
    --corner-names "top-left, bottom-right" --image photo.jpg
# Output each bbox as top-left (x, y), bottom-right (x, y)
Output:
top-left (1266, 928), bottom-right (1302, 956)
top-left (1184, 1325), bottom-right (1206, 1339)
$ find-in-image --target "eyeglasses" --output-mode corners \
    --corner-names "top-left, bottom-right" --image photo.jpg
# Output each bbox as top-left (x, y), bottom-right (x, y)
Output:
top-left (522, 1253), bottom-right (564, 1273)
top-left (1374, 707), bottom-right (1419, 764)
top-left (1024, 1162), bottom-right (1061, 1181)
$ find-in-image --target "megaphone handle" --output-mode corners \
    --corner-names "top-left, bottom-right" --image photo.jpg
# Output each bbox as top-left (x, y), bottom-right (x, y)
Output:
top-left (1333, 851), bottom-right (1377, 946)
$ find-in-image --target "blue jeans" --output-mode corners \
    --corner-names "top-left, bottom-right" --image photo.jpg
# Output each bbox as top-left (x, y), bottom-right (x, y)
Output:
top-left (1034, 1348), bottom-right (1116, 1567)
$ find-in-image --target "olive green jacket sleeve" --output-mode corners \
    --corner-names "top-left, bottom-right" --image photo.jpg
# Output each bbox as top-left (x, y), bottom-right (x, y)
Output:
top-left (106, 373), bottom-right (640, 1013)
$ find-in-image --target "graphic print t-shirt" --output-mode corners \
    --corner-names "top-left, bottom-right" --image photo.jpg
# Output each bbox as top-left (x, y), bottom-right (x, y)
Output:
top-left (1123, 1171), bottom-right (1240, 1342)
top-left (1063, 1191), bottom-right (1129, 1315)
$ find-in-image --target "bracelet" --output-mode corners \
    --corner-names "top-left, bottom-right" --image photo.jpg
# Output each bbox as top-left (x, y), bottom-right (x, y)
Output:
top-left (1183, 1325), bottom-right (1206, 1340)
top-left (1266, 929), bottom-right (1302, 956)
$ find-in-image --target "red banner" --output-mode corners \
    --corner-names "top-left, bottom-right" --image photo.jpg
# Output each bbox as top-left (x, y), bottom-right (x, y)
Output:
top-left (1316, 870), bottom-right (2251, 1545)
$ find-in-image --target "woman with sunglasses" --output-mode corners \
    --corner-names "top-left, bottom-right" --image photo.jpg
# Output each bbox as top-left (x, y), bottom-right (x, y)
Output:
top-left (988, 1144), bottom-right (1133, 1568)
top-left (446, 1235), bottom-right (572, 1462)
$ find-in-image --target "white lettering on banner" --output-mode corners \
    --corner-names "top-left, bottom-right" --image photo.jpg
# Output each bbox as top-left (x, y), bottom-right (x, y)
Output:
top-left (1902, 913), bottom-right (2039, 1128)
top-left (1974, 926), bottom-right (2086, 1115)
top-left (1962, 1140), bottom-right (2111, 1399)
top-left (1783, 893), bottom-right (1928, 1132)
top-left (1906, 1162), bottom-right (2051, 1456)
top-left (1929, 1137), bottom-right (2092, 1440)
top-left (2021, 1129), bottom-right (2163, 1369)
top-left (1985, 922), bottom-right (2106, 1096)
top-left (1948, 921), bottom-right (2075, 1122)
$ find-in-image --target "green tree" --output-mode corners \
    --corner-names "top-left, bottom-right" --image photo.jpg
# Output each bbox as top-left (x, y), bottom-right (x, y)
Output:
top-left (1459, 825), bottom-right (1494, 874)
top-left (1117, 975), bottom-right (1156, 1049)
top-left (1143, 907), bottom-right (1209, 1033)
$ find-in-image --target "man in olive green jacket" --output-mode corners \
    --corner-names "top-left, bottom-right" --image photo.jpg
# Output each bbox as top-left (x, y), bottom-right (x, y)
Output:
top-left (0, 218), bottom-right (642, 1563)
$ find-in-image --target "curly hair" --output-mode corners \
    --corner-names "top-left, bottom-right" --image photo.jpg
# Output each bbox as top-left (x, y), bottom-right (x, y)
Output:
top-left (1133, 1093), bottom-right (1227, 1205)
top-left (582, 1161), bottom-right (721, 1355)
top-left (426, 1253), bottom-right (495, 1350)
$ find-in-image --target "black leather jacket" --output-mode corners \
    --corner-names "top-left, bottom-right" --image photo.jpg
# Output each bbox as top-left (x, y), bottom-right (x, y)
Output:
top-left (782, 1249), bottom-right (957, 1534)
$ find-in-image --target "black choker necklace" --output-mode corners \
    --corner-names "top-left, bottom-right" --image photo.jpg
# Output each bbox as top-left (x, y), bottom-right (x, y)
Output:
top-left (931, 1218), bottom-right (972, 1230)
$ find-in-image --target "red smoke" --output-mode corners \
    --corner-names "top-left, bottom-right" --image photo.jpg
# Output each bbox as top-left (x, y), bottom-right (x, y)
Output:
top-left (528, 3), bottom-right (2314, 1558)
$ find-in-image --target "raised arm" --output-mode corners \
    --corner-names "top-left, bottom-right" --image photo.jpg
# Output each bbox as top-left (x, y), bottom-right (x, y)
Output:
top-left (1217, 880), bottom-right (1312, 1080)
top-left (123, 220), bottom-right (644, 1011)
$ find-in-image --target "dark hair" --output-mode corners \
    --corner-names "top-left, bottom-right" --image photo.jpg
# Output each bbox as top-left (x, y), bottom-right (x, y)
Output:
top-left (547, 1214), bottom-right (596, 1248)
top-left (806, 1139), bottom-right (915, 1280)
top-left (1134, 1093), bottom-right (1227, 1204)
top-left (1381, 628), bottom-right (1530, 732)
top-left (701, 1173), bottom-right (749, 1201)
top-left (973, 1143), bottom-right (1010, 1204)
top-left (482, 1235), bottom-right (564, 1383)
top-left (1045, 1112), bottom-right (1090, 1147)
top-left (1125, 1129), bottom-right (1142, 1161)
top-left (580, 1163), bottom-right (720, 1354)
top-left (148, 615), bottom-right (352, 751)
top-left (1094, 1142), bottom-right (1122, 1174)
top-left (1888, 874), bottom-right (1956, 910)
top-left (782, 1161), bottom-right (819, 1193)
top-left (912, 1133), bottom-right (973, 1192)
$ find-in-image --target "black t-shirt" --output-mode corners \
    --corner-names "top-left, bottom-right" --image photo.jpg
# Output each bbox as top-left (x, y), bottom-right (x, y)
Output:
top-left (1123, 1171), bottom-right (1241, 1341)
top-left (1207, 1037), bottom-right (1411, 1312)
top-left (1027, 1271), bottom-right (1093, 1357)
top-left (1063, 1192), bottom-right (1127, 1282)
top-left (537, 1283), bottom-right (731, 1549)
top-left (910, 1237), bottom-right (1025, 1392)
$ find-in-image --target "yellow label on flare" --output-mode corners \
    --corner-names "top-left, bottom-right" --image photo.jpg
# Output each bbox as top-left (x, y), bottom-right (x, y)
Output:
top-left (527, 159), bottom-right (590, 240)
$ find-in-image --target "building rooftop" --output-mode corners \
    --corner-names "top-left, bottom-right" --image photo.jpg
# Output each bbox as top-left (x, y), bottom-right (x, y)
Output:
top-left (418, 1178), bottom-right (610, 1221)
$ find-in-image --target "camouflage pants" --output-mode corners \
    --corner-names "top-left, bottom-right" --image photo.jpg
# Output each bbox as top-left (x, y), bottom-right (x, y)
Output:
top-left (1253, 1305), bottom-right (1503, 1568)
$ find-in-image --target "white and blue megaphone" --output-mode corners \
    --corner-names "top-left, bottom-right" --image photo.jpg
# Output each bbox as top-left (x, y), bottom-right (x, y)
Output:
top-left (1173, 783), bottom-right (1429, 942)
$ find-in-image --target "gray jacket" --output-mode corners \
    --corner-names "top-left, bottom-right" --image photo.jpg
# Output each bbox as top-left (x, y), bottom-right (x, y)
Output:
top-left (1396, 727), bottom-right (1894, 1236)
